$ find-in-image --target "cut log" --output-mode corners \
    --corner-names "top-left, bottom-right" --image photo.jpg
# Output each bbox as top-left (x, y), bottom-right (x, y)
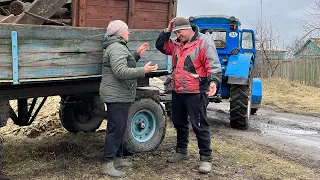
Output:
top-left (13, 0), bottom-right (69, 25)
top-left (9, 0), bottom-right (29, 15)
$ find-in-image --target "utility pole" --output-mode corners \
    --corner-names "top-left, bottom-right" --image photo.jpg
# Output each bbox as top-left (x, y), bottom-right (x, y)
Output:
top-left (260, 0), bottom-right (263, 48)
top-left (260, 0), bottom-right (265, 77)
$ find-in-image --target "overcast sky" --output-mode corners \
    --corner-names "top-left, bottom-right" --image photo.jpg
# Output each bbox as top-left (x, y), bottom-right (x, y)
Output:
top-left (177, 0), bottom-right (314, 48)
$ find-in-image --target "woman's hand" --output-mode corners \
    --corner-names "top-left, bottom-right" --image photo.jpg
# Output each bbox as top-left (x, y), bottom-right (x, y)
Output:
top-left (137, 43), bottom-right (149, 55)
top-left (144, 61), bottom-right (158, 72)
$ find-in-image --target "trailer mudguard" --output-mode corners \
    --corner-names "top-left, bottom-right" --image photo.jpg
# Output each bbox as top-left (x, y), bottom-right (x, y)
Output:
top-left (225, 53), bottom-right (251, 85)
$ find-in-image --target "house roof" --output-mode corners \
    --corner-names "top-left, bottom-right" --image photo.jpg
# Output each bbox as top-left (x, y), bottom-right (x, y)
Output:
top-left (295, 38), bottom-right (320, 55)
top-left (310, 38), bottom-right (320, 47)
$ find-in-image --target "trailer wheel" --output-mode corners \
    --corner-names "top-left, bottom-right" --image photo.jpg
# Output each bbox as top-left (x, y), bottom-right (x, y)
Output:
top-left (229, 84), bottom-right (250, 130)
top-left (124, 98), bottom-right (166, 154)
top-left (0, 100), bottom-right (10, 128)
top-left (59, 99), bottom-right (103, 133)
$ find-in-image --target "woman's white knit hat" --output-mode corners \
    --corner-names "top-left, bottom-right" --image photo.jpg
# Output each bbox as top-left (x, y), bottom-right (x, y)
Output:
top-left (107, 20), bottom-right (128, 36)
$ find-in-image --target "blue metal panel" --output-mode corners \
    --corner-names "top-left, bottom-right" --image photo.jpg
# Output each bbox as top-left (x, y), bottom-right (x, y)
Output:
top-left (167, 56), bottom-right (172, 73)
top-left (11, 31), bottom-right (19, 85)
top-left (190, 17), bottom-right (240, 25)
top-left (252, 78), bottom-right (262, 103)
top-left (225, 53), bottom-right (251, 78)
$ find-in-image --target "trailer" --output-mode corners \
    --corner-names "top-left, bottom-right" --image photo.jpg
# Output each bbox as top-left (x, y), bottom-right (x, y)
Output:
top-left (0, 0), bottom-right (177, 154)
top-left (0, 0), bottom-right (262, 155)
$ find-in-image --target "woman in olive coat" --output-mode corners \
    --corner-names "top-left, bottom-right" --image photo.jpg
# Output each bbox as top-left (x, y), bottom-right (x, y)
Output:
top-left (99, 20), bottom-right (158, 178)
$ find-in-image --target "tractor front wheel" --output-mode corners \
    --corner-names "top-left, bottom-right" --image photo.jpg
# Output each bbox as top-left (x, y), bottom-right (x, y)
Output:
top-left (229, 84), bottom-right (251, 130)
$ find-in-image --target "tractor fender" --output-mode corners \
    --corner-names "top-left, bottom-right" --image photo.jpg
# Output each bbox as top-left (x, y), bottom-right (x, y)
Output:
top-left (225, 53), bottom-right (252, 85)
top-left (252, 78), bottom-right (262, 108)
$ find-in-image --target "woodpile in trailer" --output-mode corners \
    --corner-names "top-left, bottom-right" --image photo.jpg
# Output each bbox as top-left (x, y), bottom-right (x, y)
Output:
top-left (0, 0), bottom-right (72, 25)
top-left (0, 0), bottom-right (178, 29)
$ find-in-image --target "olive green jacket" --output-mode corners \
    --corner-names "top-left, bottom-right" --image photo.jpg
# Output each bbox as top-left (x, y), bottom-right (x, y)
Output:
top-left (99, 36), bottom-right (145, 103)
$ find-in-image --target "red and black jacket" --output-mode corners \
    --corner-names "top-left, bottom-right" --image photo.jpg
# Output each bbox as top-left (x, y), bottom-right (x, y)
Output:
top-left (156, 26), bottom-right (222, 94)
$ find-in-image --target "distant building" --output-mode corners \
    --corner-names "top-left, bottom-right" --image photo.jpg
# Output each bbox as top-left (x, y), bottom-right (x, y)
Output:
top-left (256, 49), bottom-right (287, 60)
top-left (295, 38), bottom-right (320, 58)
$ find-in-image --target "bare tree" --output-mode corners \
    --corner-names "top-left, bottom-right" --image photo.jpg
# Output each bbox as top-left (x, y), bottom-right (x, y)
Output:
top-left (293, 0), bottom-right (320, 53)
top-left (286, 38), bottom-right (302, 58)
top-left (299, 0), bottom-right (320, 36)
top-left (254, 18), bottom-right (283, 78)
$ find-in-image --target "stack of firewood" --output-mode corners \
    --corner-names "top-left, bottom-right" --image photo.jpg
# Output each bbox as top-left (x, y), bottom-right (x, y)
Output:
top-left (0, 0), bottom-right (72, 25)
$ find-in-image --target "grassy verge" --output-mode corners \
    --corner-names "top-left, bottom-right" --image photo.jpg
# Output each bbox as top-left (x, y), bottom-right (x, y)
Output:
top-left (262, 78), bottom-right (320, 116)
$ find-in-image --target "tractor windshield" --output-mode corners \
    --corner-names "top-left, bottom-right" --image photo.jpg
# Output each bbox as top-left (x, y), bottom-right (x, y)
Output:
top-left (200, 29), bottom-right (226, 48)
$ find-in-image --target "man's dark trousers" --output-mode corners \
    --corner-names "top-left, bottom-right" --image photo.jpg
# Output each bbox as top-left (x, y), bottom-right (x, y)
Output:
top-left (171, 91), bottom-right (212, 161)
top-left (103, 102), bottom-right (131, 162)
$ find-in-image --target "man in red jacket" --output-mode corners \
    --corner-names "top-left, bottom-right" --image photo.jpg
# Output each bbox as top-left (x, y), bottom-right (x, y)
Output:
top-left (156, 17), bottom-right (222, 173)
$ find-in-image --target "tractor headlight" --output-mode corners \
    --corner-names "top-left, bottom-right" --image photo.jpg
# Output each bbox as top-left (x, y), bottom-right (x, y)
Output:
top-left (188, 16), bottom-right (195, 22)
top-left (230, 16), bottom-right (236, 22)
top-left (231, 48), bottom-right (240, 55)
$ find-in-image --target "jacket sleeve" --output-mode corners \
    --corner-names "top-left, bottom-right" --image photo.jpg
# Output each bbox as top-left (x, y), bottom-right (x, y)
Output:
top-left (108, 44), bottom-right (145, 80)
top-left (132, 52), bottom-right (141, 62)
top-left (203, 36), bottom-right (222, 86)
top-left (156, 31), bottom-right (174, 55)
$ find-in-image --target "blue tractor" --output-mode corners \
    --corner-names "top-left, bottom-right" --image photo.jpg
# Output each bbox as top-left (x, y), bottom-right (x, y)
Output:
top-left (188, 15), bottom-right (263, 130)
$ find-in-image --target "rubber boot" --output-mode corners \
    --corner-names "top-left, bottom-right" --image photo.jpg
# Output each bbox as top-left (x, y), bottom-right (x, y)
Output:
top-left (101, 162), bottom-right (125, 178)
top-left (114, 157), bottom-right (132, 169)
top-left (101, 162), bottom-right (126, 178)
top-left (167, 152), bottom-right (188, 163)
top-left (198, 156), bottom-right (212, 174)
top-left (198, 161), bottom-right (212, 173)
top-left (0, 138), bottom-right (9, 180)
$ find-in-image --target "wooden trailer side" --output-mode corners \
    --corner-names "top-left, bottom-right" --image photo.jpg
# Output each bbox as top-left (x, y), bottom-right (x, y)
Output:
top-left (0, 24), bottom-right (167, 83)
top-left (72, 0), bottom-right (177, 29)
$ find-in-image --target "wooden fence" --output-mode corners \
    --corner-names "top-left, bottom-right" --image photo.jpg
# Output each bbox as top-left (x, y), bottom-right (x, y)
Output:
top-left (273, 58), bottom-right (320, 87)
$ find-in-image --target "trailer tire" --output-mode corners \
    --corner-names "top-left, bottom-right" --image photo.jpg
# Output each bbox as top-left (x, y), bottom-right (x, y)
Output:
top-left (230, 84), bottom-right (250, 130)
top-left (59, 100), bottom-right (103, 133)
top-left (124, 98), bottom-right (166, 154)
top-left (0, 100), bottom-right (9, 128)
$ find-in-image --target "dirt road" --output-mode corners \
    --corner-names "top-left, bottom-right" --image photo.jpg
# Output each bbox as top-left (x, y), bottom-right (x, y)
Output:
top-left (209, 102), bottom-right (320, 169)
top-left (2, 95), bottom-right (320, 179)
